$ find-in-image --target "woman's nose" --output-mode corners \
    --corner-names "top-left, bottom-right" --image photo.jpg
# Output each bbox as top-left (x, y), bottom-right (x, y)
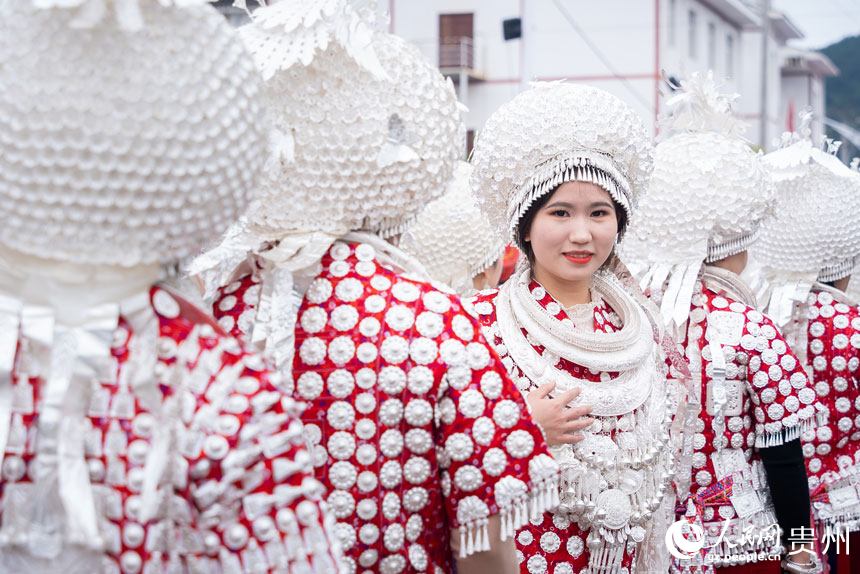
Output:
top-left (567, 219), bottom-right (592, 243)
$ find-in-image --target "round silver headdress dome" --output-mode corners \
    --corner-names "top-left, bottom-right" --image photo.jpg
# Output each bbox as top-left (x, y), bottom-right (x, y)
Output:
top-left (746, 113), bottom-right (860, 325)
top-left (469, 82), bottom-right (653, 249)
top-left (239, 0), bottom-right (465, 238)
top-left (401, 162), bottom-right (506, 295)
top-left (623, 73), bottom-right (774, 327)
top-left (0, 0), bottom-right (267, 266)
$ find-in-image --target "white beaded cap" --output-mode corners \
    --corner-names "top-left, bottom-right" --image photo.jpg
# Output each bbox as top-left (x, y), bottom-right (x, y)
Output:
top-left (626, 73), bottom-right (774, 267)
top-left (401, 162), bottom-right (506, 295)
top-left (753, 136), bottom-right (860, 281)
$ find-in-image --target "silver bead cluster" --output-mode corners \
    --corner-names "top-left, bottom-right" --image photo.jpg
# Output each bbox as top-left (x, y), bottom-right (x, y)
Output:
top-left (564, 409), bottom-right (676, 529)
top-left (241, 25), bottom-right (464, 238)
top-left (0, 1), bottom-right (267, 265)
top-left (628, 131), bottom-right (774, 264)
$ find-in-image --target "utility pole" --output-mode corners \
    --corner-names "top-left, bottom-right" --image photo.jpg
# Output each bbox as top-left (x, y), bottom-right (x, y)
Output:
top-left (760, 0), bottom-right (770, 149)
top-left (520, 0), bottom-right (532, 90)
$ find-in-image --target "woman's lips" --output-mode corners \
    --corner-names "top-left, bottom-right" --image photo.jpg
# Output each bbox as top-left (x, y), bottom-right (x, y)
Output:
top-left (563, 252), bottom-right (593, 264)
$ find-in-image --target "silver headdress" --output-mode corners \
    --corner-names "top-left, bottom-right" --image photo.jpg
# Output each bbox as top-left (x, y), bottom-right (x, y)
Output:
top-left (469, 82), bottom-right (653, 250)
top-left (401, 162), bottom-right (506, 295)
top-left (237, 0), bottom-right (464, 239)
top-left (623, 72), bottom-right (774, 328)
top-left (0, 0), bottom-right (266, 267)
top-left (746, 113), bottom-right (860, 326)
top-left (0, 2), bottom-right (295, 571)
top-left (191, 0), bottom-right (463, 371)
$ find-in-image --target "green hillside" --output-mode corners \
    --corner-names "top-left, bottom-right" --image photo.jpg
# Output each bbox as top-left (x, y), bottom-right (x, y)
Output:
top-left (821, 35), bottom-right (860, 147)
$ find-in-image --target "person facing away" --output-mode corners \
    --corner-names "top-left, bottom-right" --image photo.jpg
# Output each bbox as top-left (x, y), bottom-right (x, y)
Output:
top-left (626, 75), bottom-right (824, 574)
top-left (0, 1), bottom-right (341, 573)
top-left (192, 2), bottom-right (560, 573)
top-left (744, 113), bottom-right (860, 573)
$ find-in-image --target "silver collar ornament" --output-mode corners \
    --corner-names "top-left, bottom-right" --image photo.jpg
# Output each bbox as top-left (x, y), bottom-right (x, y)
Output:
top-left (493, 269), bottom-right (678, 574)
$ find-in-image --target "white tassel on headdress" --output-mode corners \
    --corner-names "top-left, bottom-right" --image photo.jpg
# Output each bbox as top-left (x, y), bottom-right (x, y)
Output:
top-left (660, 71), bottom-right (747, 140)
top-left (508, 151), bottom-right (633, 247)
top-left (243, 0), bottom-right (388, 81)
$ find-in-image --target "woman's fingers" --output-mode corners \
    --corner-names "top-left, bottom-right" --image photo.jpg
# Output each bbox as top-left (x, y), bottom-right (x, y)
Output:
top-left (563, 404), bottom-right (593, 421)
top-left (547, 429), bottom-right (581, 446)
top-left (554, 386), bottom-right (581, 405)
top-left (565, 417), bottom-right (595, 432)
top-left (529, 382), bottom-right (556, 401)
top-left (569, 433), bottom-right (588, 444)
top-left (550, 428), bottom-right (590, 445)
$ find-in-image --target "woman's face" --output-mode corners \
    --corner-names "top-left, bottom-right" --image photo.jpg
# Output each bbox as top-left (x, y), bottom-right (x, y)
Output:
top-left (525, 181), bottom-right (618, 285)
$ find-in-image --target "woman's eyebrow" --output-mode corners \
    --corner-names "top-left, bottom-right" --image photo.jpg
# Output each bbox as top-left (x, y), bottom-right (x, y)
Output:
top-left (544, 200), bottom-right (614, 210)
top-left (544, 201), bottom-right (574, 209)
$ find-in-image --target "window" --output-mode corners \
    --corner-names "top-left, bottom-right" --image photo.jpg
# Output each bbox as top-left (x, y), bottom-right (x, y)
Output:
top-left (688, 10), bottom-right (697, 59)
top-left (726, 34), bottom-right (735, 77)
top-left (708, 22), bottom-right (716, 70)
top-left (669, 0), bottom-right (677, 47)
top-left (439, 13), bottom-right (474, 68)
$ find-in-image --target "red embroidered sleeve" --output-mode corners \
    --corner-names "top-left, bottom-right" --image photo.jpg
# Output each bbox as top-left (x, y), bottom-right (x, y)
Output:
top-left (177, 307), bottom-right (339, 572)
top-left (432, 299), bottom-right (559, 548)
top-left (802, 290), bottom-right (860, 487)
top-left (211, 273), bottom-right (261, 342)
top-left (290, 243), bottom-right (557, 570)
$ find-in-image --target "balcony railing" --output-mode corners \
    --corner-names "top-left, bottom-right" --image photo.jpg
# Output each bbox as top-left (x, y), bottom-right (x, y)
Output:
top-left (439, 36), bottom-right (474, 69)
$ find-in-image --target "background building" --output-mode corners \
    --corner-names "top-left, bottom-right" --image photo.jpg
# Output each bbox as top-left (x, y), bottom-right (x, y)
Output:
top-left (212, 1), bottom-right (839, 155)
top-left (387, 0), bottom-right (837, 154)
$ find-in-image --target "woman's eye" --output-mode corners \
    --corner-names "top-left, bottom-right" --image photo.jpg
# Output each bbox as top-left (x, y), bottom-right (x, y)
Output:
top-left (551, 209), bottom-right (568, 217)
top-left (592, 210), bottom-right (609, 217)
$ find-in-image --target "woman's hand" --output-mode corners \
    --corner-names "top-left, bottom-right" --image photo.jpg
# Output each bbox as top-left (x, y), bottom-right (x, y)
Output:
top-left (525, 382), bottom-right (594, 446)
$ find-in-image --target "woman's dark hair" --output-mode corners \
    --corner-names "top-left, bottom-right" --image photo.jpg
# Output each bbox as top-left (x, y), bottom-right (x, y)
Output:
top-left (515, 185), bottom-right (628, 268)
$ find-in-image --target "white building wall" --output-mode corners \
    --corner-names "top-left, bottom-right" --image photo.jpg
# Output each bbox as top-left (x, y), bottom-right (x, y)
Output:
top-left (390, 0), bottom-right (824, 151)
top-left (780, 73), bottom-right (827, 142)
top-left (781, 74), bottom-right (810, 123)
top-left (390, 0), bottom-right (520, 79)
top-left (389, 0), bottom-right (520, 133)
top-left (737, 27), bottom-right (784, 148)
top-left (391, 0), bottom-right (663, 136)
top-left (659, 0), bottom-right (745, 134)
top-left (660, 0), bottom-right (743, 84)
top-left (810, 76), bottom-right (826, 141)
top-left (523, 1), bottom-right (656, 133)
